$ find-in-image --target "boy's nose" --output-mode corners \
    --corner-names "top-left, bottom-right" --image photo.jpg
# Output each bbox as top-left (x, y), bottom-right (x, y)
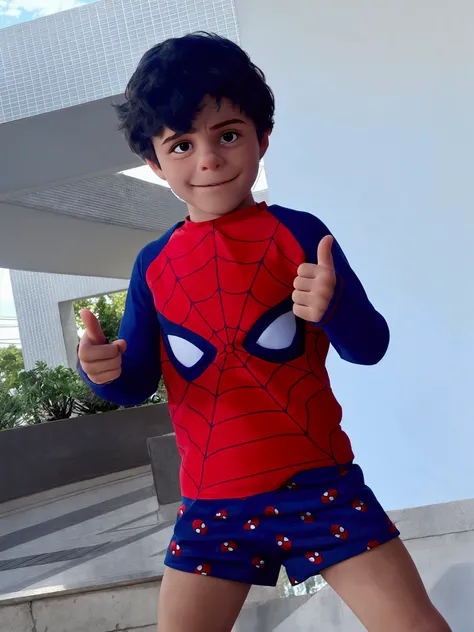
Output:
top-left (197, 148), bottom-right (224, 171)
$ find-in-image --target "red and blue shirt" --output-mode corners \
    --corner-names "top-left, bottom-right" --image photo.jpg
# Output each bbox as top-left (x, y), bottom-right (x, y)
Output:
top-left (83, 203), bottom-right (389, 500)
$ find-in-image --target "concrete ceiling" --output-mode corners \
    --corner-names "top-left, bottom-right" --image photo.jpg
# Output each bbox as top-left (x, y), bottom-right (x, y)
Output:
top-left (0, 0), bottom-right (244, 279)
top-left (0, 95), bottom-right (268, 278)
top-left (0, 199), bottom-right (158, 279)
top-left (0, 97), bottom-right (181, 277)
top-left (0, 171), bottom-right (189, 278)
top-left (5, 173), bottom-right (188, 233)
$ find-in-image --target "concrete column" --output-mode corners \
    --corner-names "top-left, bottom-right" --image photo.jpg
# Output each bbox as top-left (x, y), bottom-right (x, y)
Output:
top-left (59, 300), bottom-right (80, 369)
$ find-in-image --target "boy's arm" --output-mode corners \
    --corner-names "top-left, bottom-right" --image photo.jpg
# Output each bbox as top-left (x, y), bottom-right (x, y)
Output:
top-left (79, 251), bottom-right (162, 406)
top-left (312, 234), bottom-right (389, 366)
top-left (270, 205), bottom-right (389, 366)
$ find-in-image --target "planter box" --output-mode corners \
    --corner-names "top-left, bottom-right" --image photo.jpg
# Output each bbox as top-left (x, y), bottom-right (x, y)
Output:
top-left (0, 403), bottom-right (173, 503)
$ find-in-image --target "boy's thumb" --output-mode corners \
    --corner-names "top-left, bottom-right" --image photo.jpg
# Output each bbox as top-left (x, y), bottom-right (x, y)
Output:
top-left (317, 235), bottom-right (335, 271)
top-left (112, 339), bottom-right (127, 355)
top-left (80, 309), bottom-right (106, 345)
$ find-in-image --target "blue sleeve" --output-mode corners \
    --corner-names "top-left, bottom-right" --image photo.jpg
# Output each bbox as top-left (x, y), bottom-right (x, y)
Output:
top-left (79, 225), bottom-right (181, 405)
top-left (269, 205), bottom-right (389, 366)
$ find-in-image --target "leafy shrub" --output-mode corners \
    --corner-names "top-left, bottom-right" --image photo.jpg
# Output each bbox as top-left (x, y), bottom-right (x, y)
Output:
top-left (18, 362), bottom-right (80, 423)
top-left (0, 386), bottom-right (24, 430)
top-left (0, 360), bottom-right (168, 429)
top-left (74, 292), bottom-right (126, 342)
top-left (0, 345), bottom-right (24, 391)
top-left (73, 379), bottom-right (121, 416)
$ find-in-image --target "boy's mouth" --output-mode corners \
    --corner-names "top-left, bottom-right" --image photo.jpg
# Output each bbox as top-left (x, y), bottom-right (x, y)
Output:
top-left (192, 175), bottom-right (238, 188)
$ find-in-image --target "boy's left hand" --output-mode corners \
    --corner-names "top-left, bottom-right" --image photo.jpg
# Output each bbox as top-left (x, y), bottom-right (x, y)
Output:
top-left (292, 235), bottom-right (337, 323)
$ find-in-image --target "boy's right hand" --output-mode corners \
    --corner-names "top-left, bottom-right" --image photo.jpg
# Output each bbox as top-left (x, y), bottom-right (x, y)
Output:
top-left (78, 309), bottom-right (127, 385)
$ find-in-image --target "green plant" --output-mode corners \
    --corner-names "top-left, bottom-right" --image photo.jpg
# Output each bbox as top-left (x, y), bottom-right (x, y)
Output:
top-left (74, 291), bottom-right (127, 342)
top-left (0, 385), bottom-right (24, 430)
top-left (156, 377), bottom-right (168, 403)
top-left (0, 345), bottom-right (24, 391)
top-left (0, 350), bottom-right (168, 430)
top-left (18, 362), bottom-right (82, 423)
top-left (73, 379), bottom-right (121, 416)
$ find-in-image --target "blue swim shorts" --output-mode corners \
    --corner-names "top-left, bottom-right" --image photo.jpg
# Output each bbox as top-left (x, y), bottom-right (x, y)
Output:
top-left (164, 463), bottom-right (399, 586)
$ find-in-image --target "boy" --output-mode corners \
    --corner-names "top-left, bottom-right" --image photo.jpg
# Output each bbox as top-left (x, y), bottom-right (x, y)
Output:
top-left (79, 33), bottom-right (450, 632)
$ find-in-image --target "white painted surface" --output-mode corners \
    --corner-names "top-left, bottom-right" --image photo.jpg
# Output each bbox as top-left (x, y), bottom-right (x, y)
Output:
top-left (235, 0), bottom-right (474, 510)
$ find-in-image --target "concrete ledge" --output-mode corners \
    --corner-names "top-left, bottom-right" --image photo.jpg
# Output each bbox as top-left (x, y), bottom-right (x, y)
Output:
top-left (0, 404), bottom-right (173, 502)
top-left (388, 496), bottom-right (474, 540)
top-left (0, 571), bottom-right (163, 608)
top-left (2, 492), bottom-right (473, 631)
top-left (0, 465), bottom-right (153, 518)
top-left (0, 578), bottom-right (161, 632)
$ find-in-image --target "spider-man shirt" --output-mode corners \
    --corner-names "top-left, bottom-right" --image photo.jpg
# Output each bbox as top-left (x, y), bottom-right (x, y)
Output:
top-left (84, 202), bottom-right (389, 500)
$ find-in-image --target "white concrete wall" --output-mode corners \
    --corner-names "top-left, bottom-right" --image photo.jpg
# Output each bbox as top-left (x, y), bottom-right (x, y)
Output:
top-left (10, 270), bottom-right (128, 369)
top-left (235, 0), bottom-right (474, 510)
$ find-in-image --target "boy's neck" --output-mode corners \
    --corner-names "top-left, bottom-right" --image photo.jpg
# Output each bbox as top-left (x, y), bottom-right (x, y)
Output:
top-left (187, 192), bottom-right (256, 223)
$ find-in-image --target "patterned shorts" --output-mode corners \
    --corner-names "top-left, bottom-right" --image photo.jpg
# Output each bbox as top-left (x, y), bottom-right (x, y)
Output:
top-left (164, 463), bottom-right (399, 586)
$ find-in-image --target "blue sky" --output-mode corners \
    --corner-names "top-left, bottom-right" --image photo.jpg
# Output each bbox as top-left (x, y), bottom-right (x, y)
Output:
top-left (0, 269), bottom-right (15, 318)
top-left (0, 0), bottom-right (97, 29)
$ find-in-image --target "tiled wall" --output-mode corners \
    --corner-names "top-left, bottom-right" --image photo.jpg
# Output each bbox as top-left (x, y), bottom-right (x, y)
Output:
top-left (10, 269), bottom-right (128, 369)
top-left (0, 0), bottom-right (238, 124)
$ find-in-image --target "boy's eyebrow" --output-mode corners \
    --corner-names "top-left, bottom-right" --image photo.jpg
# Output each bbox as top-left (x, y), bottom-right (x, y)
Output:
top-left (161, 119), bottom-right (247, 146)
top-left (210, 118), bottom-right (248, 130)
top-left (161, 128), bottom-right (196, 146)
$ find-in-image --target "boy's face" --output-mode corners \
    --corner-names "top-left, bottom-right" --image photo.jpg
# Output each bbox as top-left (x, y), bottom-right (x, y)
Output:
top-left (148, 96), bottom-right (270, 222)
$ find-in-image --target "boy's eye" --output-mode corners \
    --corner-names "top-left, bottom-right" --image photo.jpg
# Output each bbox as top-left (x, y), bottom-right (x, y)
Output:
top-left (172, 141), bottom-right (192, 154)
top-left (221, 131), bottom-right (239, 145)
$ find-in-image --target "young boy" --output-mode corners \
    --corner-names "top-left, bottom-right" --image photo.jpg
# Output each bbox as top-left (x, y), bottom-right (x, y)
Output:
top-left (79, 33), bottom-right (450, 632)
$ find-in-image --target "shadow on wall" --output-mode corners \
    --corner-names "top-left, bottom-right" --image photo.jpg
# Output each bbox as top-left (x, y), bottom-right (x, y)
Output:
top-left (430, 563), bottom-right (474, 631)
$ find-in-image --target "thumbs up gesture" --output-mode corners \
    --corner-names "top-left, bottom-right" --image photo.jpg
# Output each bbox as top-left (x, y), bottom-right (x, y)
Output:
top-left (78, 309), bottom-right (127, 385)
top-left (292, 235), bottom-right (337, 323)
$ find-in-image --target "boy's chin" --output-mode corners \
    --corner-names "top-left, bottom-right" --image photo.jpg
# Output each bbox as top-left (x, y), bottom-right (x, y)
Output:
top-left (187, 193), bottom-right (255, 221)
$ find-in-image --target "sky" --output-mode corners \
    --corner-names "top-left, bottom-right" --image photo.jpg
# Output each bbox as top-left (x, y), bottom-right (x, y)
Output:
top-left (0, 269), bottom-right (19, 346)
top-left (0, 0), bottom-right (97, 29)
top-left (0, 269), bottom-right (15, 318)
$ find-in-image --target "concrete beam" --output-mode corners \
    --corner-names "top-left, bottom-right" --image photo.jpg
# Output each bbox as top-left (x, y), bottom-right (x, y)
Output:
top-left (0, 96), bottom-right (141, 198)
top-left (0, 201), bottom-right (157, 278)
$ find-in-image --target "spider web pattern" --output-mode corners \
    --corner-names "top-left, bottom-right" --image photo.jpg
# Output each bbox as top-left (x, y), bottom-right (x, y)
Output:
top-left (146, 206), bottom-right (354, 500)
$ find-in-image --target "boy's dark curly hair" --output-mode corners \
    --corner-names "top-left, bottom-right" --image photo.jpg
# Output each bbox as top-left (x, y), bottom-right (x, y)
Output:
top-left (114, 32), bottom-right (275, 166)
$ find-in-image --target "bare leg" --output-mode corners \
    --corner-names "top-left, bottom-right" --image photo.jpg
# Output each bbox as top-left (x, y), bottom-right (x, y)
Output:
top-left (158, 567), bottom-right (251, 632)
top-left (321, 538), bottom-right (451, 632)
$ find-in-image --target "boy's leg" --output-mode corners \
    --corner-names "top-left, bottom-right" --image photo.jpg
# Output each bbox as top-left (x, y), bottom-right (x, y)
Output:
top-left (158, 567), bottom-right (251, 632)
top-left (321, 538), bottom-right (451, 632)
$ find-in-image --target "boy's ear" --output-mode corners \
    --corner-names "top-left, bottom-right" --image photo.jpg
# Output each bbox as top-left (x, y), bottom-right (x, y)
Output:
top-left (146, 159), bottom-right (167, 181)
top-left (259, 130), bottom-right (271, 159)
